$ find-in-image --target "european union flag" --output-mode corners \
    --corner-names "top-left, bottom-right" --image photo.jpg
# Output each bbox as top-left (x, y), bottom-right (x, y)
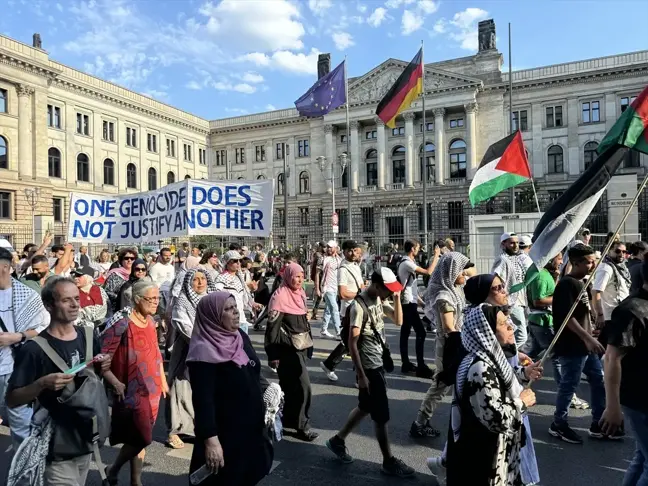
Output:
top-left (294, 61), bottom-right (346, 117)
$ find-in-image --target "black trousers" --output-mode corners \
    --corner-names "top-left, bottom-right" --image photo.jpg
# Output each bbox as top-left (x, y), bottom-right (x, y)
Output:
top-left (400, 302), bottom-right (427, 367)
top-left (277, 348), bottom-right (312, 431)
top-left (323, 342), bottom-right (347, 371)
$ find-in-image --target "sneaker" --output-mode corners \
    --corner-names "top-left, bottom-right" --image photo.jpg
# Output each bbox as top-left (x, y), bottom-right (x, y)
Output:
top-left (589, 421), bottom-right (625, 440)
top-left (549, 422), bottom-right (583, 444)
top-left (416, 365), bottom-right (434, 379)
top-left (321, 330), bottom-right (334, 338)
top-left (381, 456), bottom-right (415, 478)
top-left (326, 435), bottom-right (354, 464)
top-left (409, 421), bottom-right (441, 438)
top-left (570, 395), bottom-right (590, 410)
top-left (319, 362), bottom-right (338, 382)
top-left (401, 362), bottom-right (418, 375)
top-left (426, 457), bottom-right (446, 485)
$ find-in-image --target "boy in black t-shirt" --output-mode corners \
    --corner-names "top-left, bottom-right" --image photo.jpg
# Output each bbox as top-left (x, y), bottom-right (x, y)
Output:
top-left (549, 244), bottom-right (615, 445)
top-left (7, 277), bottom-right (110, 486)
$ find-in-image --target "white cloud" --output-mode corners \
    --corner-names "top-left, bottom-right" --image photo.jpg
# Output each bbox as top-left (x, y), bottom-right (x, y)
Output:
top-left (385, 0), bottom-right (415, 8)
top-left (185, 80), bottom-right (203, 90)
top-left (449, 7), bottom-right (489, 50)
top-left (212, 81), bottom-right (256, 94)
top-left (401, 10), bottom-right (423, 35)
top-left (357, 3), bottom-right (367, 13)
top-left (265, 104), bottom-right (277, 111)
top-left (198, 0), bottom-right (305, 51)
top-left (332, 31), bottom-right (354, 50)
top-left (418, 0), bottom-right (438, 15)
top-left (432, 18), bottom-right (446, 34)
top-left (367, 7), bottom-right (387, 27)
top-left (55, 2), bottom-right (63, 11)
top-left (238, 52), bottom-right (271, 67)
top-left (241, 72), bottom-right (264, 83)
top-left (225, 107), bottom-right (249, 114)
top-left (308, 0), bottom-right (332, 16)
top-left (270, 48), bottom-right (320, 75)
top-left (142, 88), bottom-right (168, 99)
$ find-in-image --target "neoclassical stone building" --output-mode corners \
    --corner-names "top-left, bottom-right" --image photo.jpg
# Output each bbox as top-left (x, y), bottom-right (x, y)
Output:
top-left (1, 20), bottom-right (647, 249)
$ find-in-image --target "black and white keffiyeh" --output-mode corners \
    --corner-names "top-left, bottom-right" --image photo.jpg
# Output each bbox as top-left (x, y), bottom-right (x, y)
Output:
top-left (12, 278), bottom-right (48, 333)
top-left (176, 268), bottom-right (217, 323)
top-left (101, 307), bottom-right (132, 335)
top-left (426, 252), bottom-right (469, 308)
top-left (7, 407), bottom-right (52, 486)
top-left (451, 304), bottom-right (523, 442)
top-left (493, 251), bottom-right (528, 305)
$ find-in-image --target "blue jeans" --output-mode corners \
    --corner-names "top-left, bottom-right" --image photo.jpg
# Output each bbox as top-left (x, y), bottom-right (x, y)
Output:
top-left (321, 291), bottom-right (341, 334)
top-left (553, 353), bottom-right (605, 425)
top-left (623, 406), bottom-right (648, 486)
top-left (0, 372), bottom-right (32, 448)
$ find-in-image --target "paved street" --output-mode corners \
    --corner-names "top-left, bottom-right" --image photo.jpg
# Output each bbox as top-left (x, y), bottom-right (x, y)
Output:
top-left (0, 318), bottom-right (635, 485)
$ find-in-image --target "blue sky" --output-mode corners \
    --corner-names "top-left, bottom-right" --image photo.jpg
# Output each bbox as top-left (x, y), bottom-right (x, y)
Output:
top-left (1, 0), bottom-right (646, 120)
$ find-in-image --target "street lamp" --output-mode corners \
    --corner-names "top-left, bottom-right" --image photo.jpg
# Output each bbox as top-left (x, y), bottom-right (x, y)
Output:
top-left (23, 187), bottom-right (41, 242)
top-left (317, 154), bottom-right (348, 240)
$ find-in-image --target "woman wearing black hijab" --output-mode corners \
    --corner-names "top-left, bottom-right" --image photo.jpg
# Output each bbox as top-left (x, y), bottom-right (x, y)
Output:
top-left (117, 258), bottom-right (151, 310)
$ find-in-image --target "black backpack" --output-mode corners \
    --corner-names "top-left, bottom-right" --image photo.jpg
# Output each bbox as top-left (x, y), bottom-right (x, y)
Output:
top-left (340, 296), bottom-right (369, 349)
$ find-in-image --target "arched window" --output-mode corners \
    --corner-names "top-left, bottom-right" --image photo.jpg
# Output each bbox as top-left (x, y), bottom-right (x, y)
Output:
top-left (148, 167), bottom-right (157, 190)
top-left (299, 171), bottom-right (310, 194)
top-left (391, 145), bottom-right (406, 184)
top-left (77, 153), bottom-right (90, 182)
top-left (126, 163), bottom-right (137, 188)
top-left (48, 147), bottom-right (61, 177)
top-left (449, 139), bottom-right (467, 179)
top-left (167, 171), bottom-right (175, 184)
top-left (419, 143), bottom-right (435, 182)
top-left (237, 176), bottom-right (245, 180)
top-left (277, 173), bottom-right (285, 195)
top-left (366, 149), bottom-right (377, 186)
top-left (0, 136), bottom-right (6, 170)
top-left (0, 90), bottom-right (6, 113)
top-left (103, 158), bottom-right (115, 186)
top-left (584, 142), bottom-right (598, 170)
top-left (256, 174), bottom-right (266, 180)
top-left (547, 145), bottom-right (564, 173)
top-left (184, 174), bottom-right (191, 180)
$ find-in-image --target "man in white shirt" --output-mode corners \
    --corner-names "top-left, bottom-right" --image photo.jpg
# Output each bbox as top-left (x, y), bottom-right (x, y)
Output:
top-left (149, 248), bottom-right (176, 293)
top-left (398, 239), bottom-right (439, 378)
top-left (0, 248), bottom-right (50, 448)
top-left (320, 240), bottom-right (365, 381)
top-left (592, 240), bottom-right (631, 347)
top-left (317, 241), bottom-right (341, 338)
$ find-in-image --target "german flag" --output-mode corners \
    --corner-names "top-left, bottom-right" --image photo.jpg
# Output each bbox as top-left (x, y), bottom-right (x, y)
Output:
top-left (376, 48), bottom-right (423, 128)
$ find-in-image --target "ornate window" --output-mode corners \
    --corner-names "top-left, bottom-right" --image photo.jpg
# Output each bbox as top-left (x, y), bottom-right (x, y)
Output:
top-left (126, 163), bottom-right (137, 188)
top-left (103, 158), bottom-right (115, 186)
top-left (391, 145), bottom-right (405, 184)
top-left (449, 139), bottom-right (467, 178)
top-left (148, 167), bottom-right (157, 191)
top-left (366, 149), bottom-right (377, 186)
top-left (547, 145), bottom-right (564, 173)
top-left (419, 143), bottom-right (435, 182)
top-left (256, 174), bottom-right (266, 180)
top-left (167, 171), bottom-right (175, 184)
top-left (583, 142), bottom-right (598, 170)
top-left (77, 153), bottom-right (90, 182)
top-left (48, 147), bottom-right (61, 178)
top-left (277, 173), bottom-right (285, 195)
top-left (299, 171), bottom-right (310, 194)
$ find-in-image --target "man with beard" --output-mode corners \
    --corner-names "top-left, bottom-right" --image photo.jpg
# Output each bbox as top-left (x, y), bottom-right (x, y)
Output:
top-left (320, 240), bottom-right (365, 381)
top-left (491, 233), bottom-right (532, 349)
top-left (19, 255), bottom-right (54, 294)
top-left (592, 241), bottom-right (631, 348)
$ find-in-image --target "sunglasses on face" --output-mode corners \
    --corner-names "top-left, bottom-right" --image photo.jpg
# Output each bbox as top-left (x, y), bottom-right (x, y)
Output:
top-left (134, 267), bottom-right (147, 272)
top-left (490, 284), bottom-right (506, 294)
top-left (123, 256), bottom-right (135, 261)
top-left (614, 249), bottom-right (628, 255)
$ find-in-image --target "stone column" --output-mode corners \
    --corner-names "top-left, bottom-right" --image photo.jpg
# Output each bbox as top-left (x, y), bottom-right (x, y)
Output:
top-left (324, 125), bottom-right (335, 194)
top-left (287, 136), bottom-right (296, 196)
top-left (349, 120), bottom-right (361, 192)
top-left (17, 84), bottom-right (35, 180)
top-left (226, 144), bottom-right (233, 179)
top-left (465, 103), bottom-right (478, 179)
top-left (404, 112), bottom-right (415, 188)
top-left (245, 141), bottom-right (254, 180)
top-left (375, 117), bottom-right (386, 190)
top-left (433, 108), bottom-right (445, 185)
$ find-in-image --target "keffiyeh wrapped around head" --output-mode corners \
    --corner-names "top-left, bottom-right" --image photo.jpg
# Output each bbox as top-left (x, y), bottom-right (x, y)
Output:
top-left (425, 252), bottom-right (469, 308)
top-left (176, 268), bottom-right (217, 323)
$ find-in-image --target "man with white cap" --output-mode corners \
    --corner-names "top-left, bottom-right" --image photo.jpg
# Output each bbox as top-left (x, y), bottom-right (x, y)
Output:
top-left (491, 232), bottom-right (533, 348)
top-left (317, 240), bottom-right (342, 338)
top-left (214, 250), bottom-right (258, 334)
top-left (519, 235), bottom-right (533, 255)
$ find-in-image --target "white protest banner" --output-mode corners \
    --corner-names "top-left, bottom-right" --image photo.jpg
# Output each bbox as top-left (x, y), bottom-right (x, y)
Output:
top-left (67, 179), bottom-right (275, 244)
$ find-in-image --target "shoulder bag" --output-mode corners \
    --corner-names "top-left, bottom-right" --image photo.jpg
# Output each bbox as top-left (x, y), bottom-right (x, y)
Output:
top-left (355, 296), bottom-right (394, 373)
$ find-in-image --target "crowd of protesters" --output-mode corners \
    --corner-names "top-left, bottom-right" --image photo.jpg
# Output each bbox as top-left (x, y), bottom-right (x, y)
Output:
top-left (0, 228), bottom-right (646, 486)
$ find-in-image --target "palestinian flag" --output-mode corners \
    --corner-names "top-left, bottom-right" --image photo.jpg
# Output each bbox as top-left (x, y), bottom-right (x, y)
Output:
top-left (510, 145), bottom-right (629, 293)
top-left (598, 84), bottom-right (648, 156)
top-left (376, 48), bottom-right (422, 128)
top-left (468, 131), bottom-right (530, 207)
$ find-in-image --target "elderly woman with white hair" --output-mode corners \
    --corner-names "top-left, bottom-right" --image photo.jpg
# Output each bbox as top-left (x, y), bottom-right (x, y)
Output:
top-left (102, 280), bottom-right (168, 486)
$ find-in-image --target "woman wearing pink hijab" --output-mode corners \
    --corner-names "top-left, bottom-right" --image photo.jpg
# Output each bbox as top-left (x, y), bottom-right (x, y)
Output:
top-left (264, 263), bottom-right (318, 442)
top-left (187, 292), bottom-right (273, 486)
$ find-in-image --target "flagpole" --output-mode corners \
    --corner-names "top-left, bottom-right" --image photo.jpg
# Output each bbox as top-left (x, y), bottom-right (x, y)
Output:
top-left (533, 161), bottom-right (648, 377)
top-left (345, 56), bottom-right (352, 239)
top-left (508, 22), bottom-right (516, 214)
top-left (421, 40), bottom-right (428, 249)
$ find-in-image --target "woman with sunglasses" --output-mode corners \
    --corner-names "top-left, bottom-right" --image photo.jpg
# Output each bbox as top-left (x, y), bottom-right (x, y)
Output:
top-left (104, 248), bottom-right (138, 312)
top-left (117, 258), bottom-right (152, 311)
top-left (102, 281), bottom-right (168, 486)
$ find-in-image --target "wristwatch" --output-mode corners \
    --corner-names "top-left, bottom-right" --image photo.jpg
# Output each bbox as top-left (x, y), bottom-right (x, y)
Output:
top-left (19, 332), bottom-right (27, 343)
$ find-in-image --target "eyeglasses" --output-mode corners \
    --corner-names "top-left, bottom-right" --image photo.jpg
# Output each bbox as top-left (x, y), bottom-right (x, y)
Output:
top-left (490, 284), bottom-right (506, 294)
top-left (614, 249), bottom-right (628, 255)
top-left (134, 267), bottom-right (147, 272)
top-left (123, 256), bottom-right (135, 261)
top-left (141, 296), bottom-right (160, 303)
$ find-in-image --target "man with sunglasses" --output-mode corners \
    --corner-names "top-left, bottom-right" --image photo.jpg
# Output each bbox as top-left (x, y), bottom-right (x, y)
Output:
top-left (592, 241), bottom-right (631, 348)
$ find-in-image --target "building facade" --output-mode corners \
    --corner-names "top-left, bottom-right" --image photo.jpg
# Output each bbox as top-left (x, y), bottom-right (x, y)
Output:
top-left (1, 20), bottom-right (647, 252)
